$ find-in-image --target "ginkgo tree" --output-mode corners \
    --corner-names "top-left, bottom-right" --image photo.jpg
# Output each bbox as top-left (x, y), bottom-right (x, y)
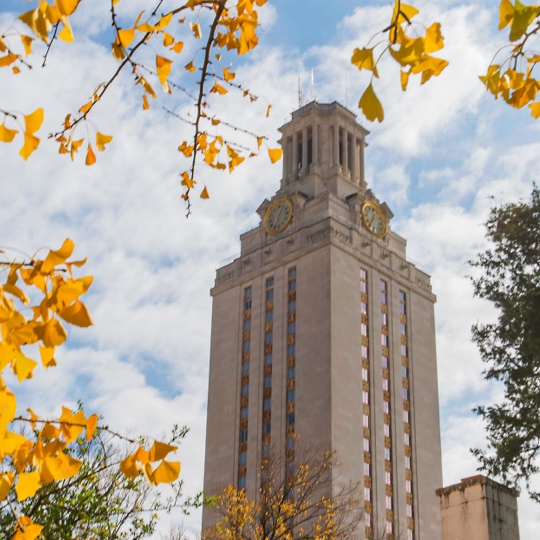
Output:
top-left (0, 239), bottom-right (182, 540)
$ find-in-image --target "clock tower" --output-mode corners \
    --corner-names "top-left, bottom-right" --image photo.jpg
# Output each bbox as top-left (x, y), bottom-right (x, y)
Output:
top-left (202, 101), bottom-right (443, 540)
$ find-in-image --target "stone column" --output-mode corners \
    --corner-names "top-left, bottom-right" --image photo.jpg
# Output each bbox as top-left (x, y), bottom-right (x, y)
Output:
top-left (302, 127), bottom-right (308, 174)
top-left (292, 131), bottom-right (298, 178)
top-left (351, 138), bottom-right (357, 183)
top-left (312, 124), bottom-right (318, 167)
top-left (333, 125), bottom-right (339, 167)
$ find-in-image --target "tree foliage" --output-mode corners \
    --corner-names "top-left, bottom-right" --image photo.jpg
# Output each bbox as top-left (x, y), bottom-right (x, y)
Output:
top-left (0, 426), bottom-right (191, 539)
top-left (202, 446), bottom-right (363, 540)
top-left (470, 186), bottom-right (540, 499)
top-left (0, 241), bottom-right (181, 539)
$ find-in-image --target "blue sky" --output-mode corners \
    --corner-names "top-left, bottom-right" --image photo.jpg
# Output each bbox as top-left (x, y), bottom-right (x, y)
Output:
top-left (1, 1), bottom-right (540, 538)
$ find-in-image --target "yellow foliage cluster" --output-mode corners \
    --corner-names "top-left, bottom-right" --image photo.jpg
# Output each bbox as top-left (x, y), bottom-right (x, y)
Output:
top-left (352, 0), bottom-right (448, 123)
top-left (480, 0), bottom-right (540, 118)
top-left (0, 0), bottom-right (282, 211)
top-left (0, 240), bottom-right (180, 539)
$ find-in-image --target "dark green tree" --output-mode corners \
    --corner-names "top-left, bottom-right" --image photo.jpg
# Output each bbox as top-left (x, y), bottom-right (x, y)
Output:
top-left (0, 426), bottom-right (193, 539)
top-left (471, 186), bottom-right (540, 499)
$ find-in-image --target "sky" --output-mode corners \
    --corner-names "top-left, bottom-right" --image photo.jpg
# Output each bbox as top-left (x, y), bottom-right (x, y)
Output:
top-left (1, 0), bottom-right (539, 538)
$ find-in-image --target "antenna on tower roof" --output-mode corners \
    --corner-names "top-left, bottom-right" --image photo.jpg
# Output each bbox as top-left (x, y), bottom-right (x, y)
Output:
top-left (310, 69), bottom-right (315, 102)
top-left (298, 76), bottom-right (304, 108)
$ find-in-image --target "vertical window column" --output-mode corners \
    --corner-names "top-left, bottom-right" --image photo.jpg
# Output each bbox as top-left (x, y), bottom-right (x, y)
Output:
top-left (262, 277), bottom-right (274, 459)
top-left (285, 268), bottom-right (297, 478)
top-left (238, 286), bottom-right (252, 490)
top-left (360, 269), bottom-right (373, 538)
top-left (400, 291), bottom-right (415, 540)
top-left (381, 279), bottom-right (394, 539)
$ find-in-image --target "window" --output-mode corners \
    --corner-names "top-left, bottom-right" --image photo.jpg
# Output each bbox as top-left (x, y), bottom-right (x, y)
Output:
top-left (402, 366), bottom-right (408, 378)
top-left (288, 344), bottom-right (296, 357)
top-left (400, 323), bottom-right (406, 335)
top-left (287, 366), bottom-right (295, 379)
top-left (289, 279), bottom-right (296, 291)
top-left (386, 521), bottom-right (393, 534)
top-left (288, 321), bottom-right (296, 334)
top-left (264, 376), bottom-right (272, 388)
top-left (399, 291), bottom-right (406, 302)
top-left (381, 280), bottom-right (387, 291)
top-left (244, 319), bottom-right (251, 331)
top-left (383, 401), bottom-right (390, 414)
top-left (242, 362), bottom-right (249, 375)
top-left (265, 331), bottom-right (273, 344)
top-left (361, 302), bottom-right (367, 314)
top-left (241, 406), bottom-right (248, 419)
top-left (287, 389), bottom-right (296, 402)
top-left (238, 475), bottom-right (246, 489)
top-left (381, 334), bottom-right (388, 347)
top-left (384, 447), bottom-right (391, 461)
top-left (266, 311), bottom-right (273, 322)
top-left (263, 445), bottom-right (270, 457)
top-left (360, 269), bottom-right (367, 280)
top-left (364, 462), bottom-right (370, 476)
top-left (362, 367), bottom-right (369, 381)
top-left (241, 383), bottom-right (249, 397)
top-left (407, 529), bottom-right (414, 540)
top-left (407, 504), bottom-right (413, 518)
top-left (404, 433), bottom-right (410, 446)
top-left (287, 437), bottom-right (294, 450)
top-left (361, 345), bottom-right (368, 358)
top-left (382, 378), bottom-right (389, 391)
top-left (288, 300), bottom-right (296, 312)
top-left (406, 479), bottom-right (412, 493)
top-left (401, 344), bottom-right (407, 356)
top-left (263, 421), bottom-right (271, 434)
top-left (403, 410), bottom-right (409, 423)
top-left (266, 277), bottom-right (274, 288)
top-left (382, 355), bottom-right (389, 368)
top-left (385, 471), bottom-right (392, 485)
top-left (384, 423), bottom-right (390, 437)
top-left (364, 487), bottom-right (371, 501)
top-left (265, 353), bottom-right (273, 366)
top-left (363, 414), bottom-right (370, 428)
top-left (362, 390), bottom-right (369, 404)
top-left (245, 287), bottom-right (252, 297)
top-left (403, 388), bottom-right (409, 400)
top-left (405, 456), bottom-right (411, 469)
top-left (243, 341), bottom-right (250, 353)
top-left (380, 312), bottom-right (387, 325)
top-left (365, 513), bottom-right (371, 527)
top-left (361, 323), bottom-right (368, 336)
top-left (263, 398), bottom-right (271, 411)
top-left (287, 413), bottom-right (295, 426)
top-left (380, 291), bottom-right (387, 304)
top-left (386, 495), bottom-right (393, 510)
top-left (245, 298), bottom-right (252, 310)
top-left (266, 289), bottom-right (274, 301)
top-left (363, 438), bottom-right (370, 452)
top-left (239, 452), bottom-right (247, 465)
top-left (360, 280), bottom-right (367, 293)
top-left (288, 267), bottom-right (296, 278)
top-left (240, 429), bottom-right (248, 442)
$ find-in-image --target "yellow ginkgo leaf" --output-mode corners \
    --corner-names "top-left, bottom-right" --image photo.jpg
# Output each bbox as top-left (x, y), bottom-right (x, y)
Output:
top-left (34, 317), bottom-right (67, 348)
top-left (39, 345), bottom-right (56, 368)
top-left (142, 94), bottom-right (150, 110)
top-left (351, 47), bottom-right (379, 77)
top-left (499, 0), bottom-right (515, 30)
top-left (0, 472), bottom-right (15, 502)
top-left (118, 28), bottom-right (135, 47)
top-left (24, 108), bottom-right (44, 134)
top-left (13, 351), bottom-right (37, 382)
top-left (0, 387), bottom-right (16, 432)
top-left (163, 32), bottom-right (174, 47)
top-left (151, 459), bottom-right (181, 484)
top-left (185, 61), bottom-right (196, 73)
top-left (425, 22), bottom-right (444, 53)
top-left (509, 0), bottom-right (539, 42)
top-left (190, 21), bottom-right (202, 39)
top-left (85, 413), bottom-right (98, 441)
top-left (19, 133), bottom-right (40, 160)
top-left (0, 123), bottom-right (18, 143)
top-left (96, 132), bottom-right (113, 151)
top-left (171, 41), bottom-right (184, 53)
top-left (58, 300), bottom-right (93, 327)
top-left (40, 453), bottom-right (82, 484)
top-left (268, 147), bottom-right (283, 164)
top-left (55, 0), bottom-right (80, 16)
top-left (0, 53), bottom-right (18, 67)
top-left (58, 20), bottom-right (74, 42)
top-left (120, 453), bottom-right (140, 478)
top-left (156, 55), bottom-right (172, 91)
top-left (41, 237), bottom-right (75, 274)
top-left (529, 101), bottom-right (540, 118)
top-left (180, 172), bottom-right (195, 189)
top-left (400, 69), bottom-right (411, 91)
top-left (13, 517), bottom-right (43, 540)
top-left (392, 0), bottom-right (419, 25)
top-left (12, 66), bottom-right (21, 74)
top-left (16, 471), bottom-right (41, 501)
top-left (20, 35), bottom-right (33, 55)
top-left (359, 83), bottom-right (384, 123)
top-left (222, 67), bottom-right (236, 81)
top-left (200, 186), bottom-right (210, 199)
top-left (178, 142), bottom-right (194, 157)
top-left (210, 82), bottom-right (228, 95)
top-left (85, 144), bottom-right (96, 166)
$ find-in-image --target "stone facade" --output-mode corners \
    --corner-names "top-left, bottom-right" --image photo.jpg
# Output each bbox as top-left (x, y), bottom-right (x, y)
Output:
top-left (437, 475), bottom-right (520, 540)
top-left (202, 102), bottom-right (443, 540)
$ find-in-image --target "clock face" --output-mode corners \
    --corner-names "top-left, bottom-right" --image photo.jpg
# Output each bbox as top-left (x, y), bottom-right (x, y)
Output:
top-left (264, 198), bottom-right (293, 235)
top-left (361, 202), bottom-right (387, 238)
